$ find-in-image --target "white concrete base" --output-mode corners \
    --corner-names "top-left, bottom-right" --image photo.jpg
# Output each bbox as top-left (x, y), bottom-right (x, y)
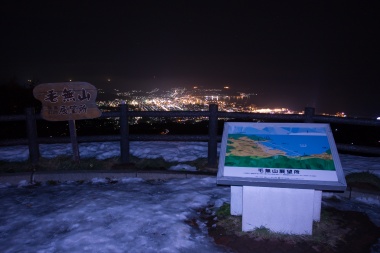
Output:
top-left (313, 190), bottom-right (322, 222)
top-left (242, 186), bottom-right (315, 234)
top-left (230, 186), bottom-right (243, 215)
top-left (231, 186), bottom-right (321, 235)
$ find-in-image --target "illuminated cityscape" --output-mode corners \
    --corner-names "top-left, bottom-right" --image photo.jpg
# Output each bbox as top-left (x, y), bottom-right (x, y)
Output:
top-left (97, 86), bottom-right (298, 115)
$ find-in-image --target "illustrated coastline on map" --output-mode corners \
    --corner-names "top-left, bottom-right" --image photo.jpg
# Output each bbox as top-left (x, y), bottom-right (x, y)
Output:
top-left (225, 129), bottom-right (336, 171)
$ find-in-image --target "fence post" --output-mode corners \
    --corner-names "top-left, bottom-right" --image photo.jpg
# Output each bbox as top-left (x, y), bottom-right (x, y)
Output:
top-left (68, 120), bottom-right (80, 162)
top-left (25, 107), bottom-right (39, 165)
top-left (304, 107), bottom-right (315, 123)
top-left (120, 102), bottom-right (130, 163)
top-left (208, 104), bottom-right (218, 167)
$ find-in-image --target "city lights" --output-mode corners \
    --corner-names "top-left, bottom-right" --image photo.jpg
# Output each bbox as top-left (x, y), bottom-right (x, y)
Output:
top-left (96, 87), bottom-right (299, 117)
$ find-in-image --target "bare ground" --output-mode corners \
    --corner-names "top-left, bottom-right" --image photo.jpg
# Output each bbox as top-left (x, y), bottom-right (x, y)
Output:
top-left (196, 205), bottom-right (380, 253)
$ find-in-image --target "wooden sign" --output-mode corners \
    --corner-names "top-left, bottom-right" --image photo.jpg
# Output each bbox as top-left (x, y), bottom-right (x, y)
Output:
top-left (33, 82), bottom-right (102, 121)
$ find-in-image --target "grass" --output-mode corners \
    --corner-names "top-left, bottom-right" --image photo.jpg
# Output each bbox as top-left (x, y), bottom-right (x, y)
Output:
top-left (213, 203), bottom-right (347, 248)
top-left (215, 201), bottom-right (231, 218)
top-left (345, 171), bottom-right (380, 191)
top-left (0, 156), bottom-right (213, 174)
top-left (0, 156), bottom-right (118, 173)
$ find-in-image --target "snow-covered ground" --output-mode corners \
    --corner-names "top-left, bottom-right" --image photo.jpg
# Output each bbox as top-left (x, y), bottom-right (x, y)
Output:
top-left (0, 142), bottom-right (379, 253)
top-left (0, 177), bottom-right (231, 253)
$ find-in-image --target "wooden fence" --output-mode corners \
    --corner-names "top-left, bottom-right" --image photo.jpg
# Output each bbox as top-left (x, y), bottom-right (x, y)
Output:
top-left (1, 105), bottom-right (379, 167)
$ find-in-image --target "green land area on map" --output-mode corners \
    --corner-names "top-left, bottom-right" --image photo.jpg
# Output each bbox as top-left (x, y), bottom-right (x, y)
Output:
top-left (225, 134), bottom-right (336, 170)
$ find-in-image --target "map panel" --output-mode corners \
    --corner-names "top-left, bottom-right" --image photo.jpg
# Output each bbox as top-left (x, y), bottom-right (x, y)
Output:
top-left (225, 131), bottom-right (336, 171)
top-left (218, 123), bottom-right (345, 183)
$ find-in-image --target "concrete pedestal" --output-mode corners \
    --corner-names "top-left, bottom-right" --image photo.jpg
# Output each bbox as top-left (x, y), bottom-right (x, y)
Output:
top-left (230, 186), bottom-right (322, 235)
top-left (231, 186), bottom-right (243, 215)
top-left (313, 190), bottom-right (322, 222)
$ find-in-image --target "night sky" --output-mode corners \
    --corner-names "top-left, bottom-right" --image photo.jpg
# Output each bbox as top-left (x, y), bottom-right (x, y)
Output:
top-left (1, 1), bottom-right (379, 117)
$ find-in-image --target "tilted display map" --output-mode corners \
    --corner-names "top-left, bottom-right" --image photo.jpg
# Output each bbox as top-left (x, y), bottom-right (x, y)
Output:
top-left (218, 123), bottom-right (347, 189)
top-left (225, 126), bottom-right (335, 171)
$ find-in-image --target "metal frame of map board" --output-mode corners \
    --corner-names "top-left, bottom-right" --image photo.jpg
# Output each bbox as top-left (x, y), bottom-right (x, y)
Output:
top-left (217, 122), bottom-right (347, 191)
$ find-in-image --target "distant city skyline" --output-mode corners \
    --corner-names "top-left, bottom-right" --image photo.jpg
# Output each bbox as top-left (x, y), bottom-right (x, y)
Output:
top-left (96, 85), bottom-right (355, 119)
top-left (1, 1), bottom-right (379, 117)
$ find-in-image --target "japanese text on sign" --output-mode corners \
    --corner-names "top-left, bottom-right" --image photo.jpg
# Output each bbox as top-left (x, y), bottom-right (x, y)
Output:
top-left (33, 82), bottom-right (102, 121)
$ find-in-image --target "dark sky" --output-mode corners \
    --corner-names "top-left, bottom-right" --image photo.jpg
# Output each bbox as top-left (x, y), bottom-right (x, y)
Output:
top-left (1, 1), bottom-right (379, 117)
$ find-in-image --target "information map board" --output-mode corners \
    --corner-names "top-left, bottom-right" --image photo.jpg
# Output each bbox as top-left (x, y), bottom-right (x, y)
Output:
top-left (217, 122), bottom-right (347, 191)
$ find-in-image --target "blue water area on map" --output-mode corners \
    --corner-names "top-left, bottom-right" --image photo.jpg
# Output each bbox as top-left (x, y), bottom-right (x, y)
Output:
top-left (254, 134), bottom-right (331, 157)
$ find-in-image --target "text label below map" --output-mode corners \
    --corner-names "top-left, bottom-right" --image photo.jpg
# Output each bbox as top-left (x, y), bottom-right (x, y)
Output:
top-left (217, 122), bottom-right (347, 191)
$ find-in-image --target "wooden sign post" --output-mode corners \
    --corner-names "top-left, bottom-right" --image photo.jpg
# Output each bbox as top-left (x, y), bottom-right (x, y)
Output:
top-left (33, 82), bottom-right (102, 161)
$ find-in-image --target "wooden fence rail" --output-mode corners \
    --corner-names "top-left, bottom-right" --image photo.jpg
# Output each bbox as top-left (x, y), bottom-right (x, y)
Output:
top-left (1, 105), bottom-right (379, 167)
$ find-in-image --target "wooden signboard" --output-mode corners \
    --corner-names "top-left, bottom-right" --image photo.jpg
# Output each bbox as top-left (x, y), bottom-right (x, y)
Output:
top-left (33, 82), bottom-right (101, 121)
top-left (33, 82), bottom-right (102, 161)
top-left (217, 122), bottom-right (347, 191)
